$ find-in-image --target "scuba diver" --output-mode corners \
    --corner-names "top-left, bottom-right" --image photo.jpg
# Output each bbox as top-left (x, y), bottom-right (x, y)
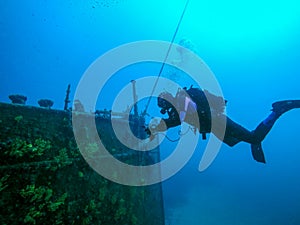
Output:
top-left (145, 86), bottom-right (300, 163)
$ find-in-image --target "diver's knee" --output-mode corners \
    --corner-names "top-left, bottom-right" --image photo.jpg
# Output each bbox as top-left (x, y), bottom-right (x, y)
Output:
top-left (223, 137), bottom-right (240, 147)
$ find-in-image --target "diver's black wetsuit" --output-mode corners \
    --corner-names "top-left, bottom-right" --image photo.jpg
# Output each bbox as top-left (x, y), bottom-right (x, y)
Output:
top-left (160, 103), bottom-right (280, 146)
top-left (151, 89), bottom-right (300, 163)
top-left (212, 112), bottom-right (277, 147)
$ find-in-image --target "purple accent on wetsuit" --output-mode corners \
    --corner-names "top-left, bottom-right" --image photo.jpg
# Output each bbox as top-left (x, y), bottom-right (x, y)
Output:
top-left (180, 97), bottom-right (197, 122)
top-left (184, 97), bottom-right (197, 111)
top-left (180, 111), bottom-right (186, 122)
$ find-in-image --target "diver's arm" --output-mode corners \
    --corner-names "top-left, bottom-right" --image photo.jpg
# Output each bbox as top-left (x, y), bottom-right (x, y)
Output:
top-left (159, 97), bottom-right (194, 129)
top-left (145, 117), bottom-right (180, 138)
top-left (160, 117), bottom-right (181, 130)
top-left (163, 107), bottom-right (181, 129)
top-left (148, 108), bottom-right (181, 134)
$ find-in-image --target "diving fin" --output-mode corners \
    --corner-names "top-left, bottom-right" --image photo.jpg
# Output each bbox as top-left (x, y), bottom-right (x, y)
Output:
top-left (251, 143), bottom-right (266, 163)
top-left (272, 100), bottom-right (300, 115)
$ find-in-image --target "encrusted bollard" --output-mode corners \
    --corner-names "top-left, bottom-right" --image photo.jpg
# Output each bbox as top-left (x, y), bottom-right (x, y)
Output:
top-left (9, 94), bottom-right (27, 105)
top-left (38, 99), bottom-right (54, 109)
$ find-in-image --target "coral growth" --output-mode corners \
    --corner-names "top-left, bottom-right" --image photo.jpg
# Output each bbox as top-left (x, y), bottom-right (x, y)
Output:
top-left (19, 184), bottom-right (67, 225)
top-left (4, 138), bottom-right (51, 158)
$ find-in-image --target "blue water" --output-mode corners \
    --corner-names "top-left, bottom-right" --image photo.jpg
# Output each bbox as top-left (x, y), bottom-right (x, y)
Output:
top-left (1, 0), bottom-right (300, 224)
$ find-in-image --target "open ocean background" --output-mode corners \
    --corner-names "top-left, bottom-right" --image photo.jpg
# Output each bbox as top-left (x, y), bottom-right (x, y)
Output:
top-left (1, 1), bottom-right (300, 224)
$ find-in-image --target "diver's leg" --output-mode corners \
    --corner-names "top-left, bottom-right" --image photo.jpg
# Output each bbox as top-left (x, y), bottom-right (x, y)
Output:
top-left (252, 100), bottom-right (300, 142)
top-left (210, 100), bottom-right (300, 163)
top-left (251, 112), bottom-right (278, 143)
top-left (210, 114), bottom-right (269, 163)
top-left (247, 112), bottom-right (277, 163)
top-left (224, 100), bottom-right (300, 144)
top-left (223, 110), bottom-right (292, 145)
top-left (223, 117), bottom-right (257, 144)
top-left (210, 114), bottom-right (255, 146)
top-left (225, 100), bottom-right (300, 163)
top-left (248, 103), bottom-right (299, 163)
top-left (217, 116), bottom-right (267, 163)
top-left (212, 113), bottom-right (277, 146)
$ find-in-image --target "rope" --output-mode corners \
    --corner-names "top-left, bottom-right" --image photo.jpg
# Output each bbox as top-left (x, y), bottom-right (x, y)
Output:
top-left (142, 0), bottom-right (191, 117)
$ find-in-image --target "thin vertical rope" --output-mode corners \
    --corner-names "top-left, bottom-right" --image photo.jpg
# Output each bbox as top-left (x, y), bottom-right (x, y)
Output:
top-left (142, 0), bottom-right (190, 116)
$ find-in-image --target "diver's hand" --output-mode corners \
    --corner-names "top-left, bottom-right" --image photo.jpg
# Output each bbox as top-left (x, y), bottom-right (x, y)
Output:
top-left (148, 118), bottom-right (162, 133)
top-left (144, 126), bottom-right (155, 141)
top-left (145, 118), bottom-right (162, 140)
